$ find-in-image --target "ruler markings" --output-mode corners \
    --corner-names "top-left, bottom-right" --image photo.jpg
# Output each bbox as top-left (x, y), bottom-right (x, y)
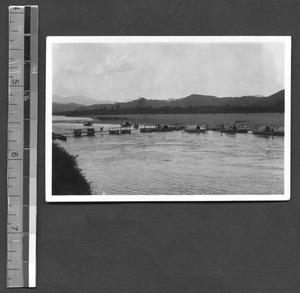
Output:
top-left (7, 5), bottom-right (38, 288)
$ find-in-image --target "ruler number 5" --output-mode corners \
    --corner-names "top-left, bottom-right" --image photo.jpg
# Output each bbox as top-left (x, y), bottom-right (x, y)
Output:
top-left (12, 79), bottom-right (19, 84)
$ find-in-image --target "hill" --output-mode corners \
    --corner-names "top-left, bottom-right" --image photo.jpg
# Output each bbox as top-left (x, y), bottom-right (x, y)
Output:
top-left (53, 90), bottom-right (285, 115)
top-left (53, 94), bottom-right (117, 106)
top-left (53, 102), bottom-right (84, 112)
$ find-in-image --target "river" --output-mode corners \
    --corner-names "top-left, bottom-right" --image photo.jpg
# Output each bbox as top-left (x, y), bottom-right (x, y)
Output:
top-left (52, 113), bottom-right (285, 196)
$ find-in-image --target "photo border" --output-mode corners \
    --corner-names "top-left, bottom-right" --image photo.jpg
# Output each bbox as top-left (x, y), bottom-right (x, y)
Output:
top-left (45, 36), bottom-right (291, 202)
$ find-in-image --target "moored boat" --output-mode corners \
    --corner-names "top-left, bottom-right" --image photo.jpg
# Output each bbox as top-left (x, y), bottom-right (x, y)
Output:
top-left (52, 132), bottom-right (67, 141)
top-left (156, 124), bottom-right (173, 132)
top-left (171, 124), bottom-right (186, 131)
top-left (221, 128), bottom-right (249, 134)
top-left (87, 128), bottom-right (95, 136)
top-left (109, 129), bottom-right (121, 134)
top-left (120, 128), bottom-right (131, 134)
top-left (121, 121), bottom-right (132, 128)
top-left (221, 121), bottom-right (250, 133)
top-left (252, 126), bottom-right (284, 136)
top-left (83, 121), bottom-right (93, 126)
top-left (185, 125), bottom-right (207, 133)
top-left (109, 127), bottom-right (131, 134)
top-left (73, 129), bottom-right (82, 137)
top-left (206, 124), bottom-right (224, 131)
top-left (140, 127), bottom-right (154, 133)
top-left (140, 125), bottom-right (157, 133)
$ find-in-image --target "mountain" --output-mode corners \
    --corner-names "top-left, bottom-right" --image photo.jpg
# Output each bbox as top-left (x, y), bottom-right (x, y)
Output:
top-left (53, 102), bottom-right (84, 112)
top-left (166, 90), bottom-right (284, 108)
top-left (54, 90), bottom-right (284, 114)
top-left (53, 94), bottom-right (100, 106)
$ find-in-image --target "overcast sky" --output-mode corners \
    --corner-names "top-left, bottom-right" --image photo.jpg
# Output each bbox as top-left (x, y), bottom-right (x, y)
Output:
top-left (52, 41), bottom-right (285, 102)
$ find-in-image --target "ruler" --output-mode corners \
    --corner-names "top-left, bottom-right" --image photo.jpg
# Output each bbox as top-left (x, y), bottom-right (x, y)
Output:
top-left (7, 6), bottom-right (38, 288)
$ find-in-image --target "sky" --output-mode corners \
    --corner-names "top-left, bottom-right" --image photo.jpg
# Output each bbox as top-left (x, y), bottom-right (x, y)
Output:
top-left (51, 40), bottom-right (286, 102)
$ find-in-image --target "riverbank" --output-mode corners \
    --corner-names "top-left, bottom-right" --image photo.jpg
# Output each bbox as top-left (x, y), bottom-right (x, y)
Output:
top-left (52, 142), bottom-right (92, 195)
top-left (53, 113), bottom-right (284, 128)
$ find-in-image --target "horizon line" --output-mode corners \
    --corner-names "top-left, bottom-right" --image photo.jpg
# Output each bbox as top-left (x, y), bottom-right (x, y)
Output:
top-left (52, 88), bottom-right (284, 104)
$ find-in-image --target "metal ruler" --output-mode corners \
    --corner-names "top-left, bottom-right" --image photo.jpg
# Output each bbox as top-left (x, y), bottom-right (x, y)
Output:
top-left (7, 5), bottom-right (38, 288)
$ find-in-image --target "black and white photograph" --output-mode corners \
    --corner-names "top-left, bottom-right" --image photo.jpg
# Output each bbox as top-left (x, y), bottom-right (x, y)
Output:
top-left (46, 36), bottom-right (291, 202)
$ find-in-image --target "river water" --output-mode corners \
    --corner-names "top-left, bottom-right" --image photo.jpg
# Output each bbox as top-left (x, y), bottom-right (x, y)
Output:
top-left (52, 114), bottom-right (284, 196)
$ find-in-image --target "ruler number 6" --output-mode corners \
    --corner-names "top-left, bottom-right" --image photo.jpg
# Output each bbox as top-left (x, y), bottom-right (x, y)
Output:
top-left (11, 152), bottom-right (18, 158)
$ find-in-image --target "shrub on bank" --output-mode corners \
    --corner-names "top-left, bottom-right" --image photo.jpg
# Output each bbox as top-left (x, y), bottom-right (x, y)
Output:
top-left (52, 142), bottom-right (92, 195)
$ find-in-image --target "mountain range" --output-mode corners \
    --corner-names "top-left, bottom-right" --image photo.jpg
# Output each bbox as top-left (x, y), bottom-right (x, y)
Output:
top-left (53, 94), bottom-right (116, 107)
top-left (53, 90), bottom-right (284, 113)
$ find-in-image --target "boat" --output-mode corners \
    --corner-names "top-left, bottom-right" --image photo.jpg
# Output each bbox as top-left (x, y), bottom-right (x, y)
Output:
top-left (120, 128), bottom-right (131, 134)
top-left (206, 125), bottom-right (224, 131)
top-left (52, 132), bottom-right (67, 141)
top-left (171, 124), bottom-right (186, 131)
top-left (87, 128), bottom-right (95, 136)
top-left (185, 125), bottom-right (207, 133)
top-left (140, 127), bottom-right (156, 133)
top-left (73, 129), bottom-right (82, 137)
top-left (252, 126), bottom-right (284, 136)
top-left (221, 128), bottom-right (249, 134)
top-left (109, 127), bottom-right (131, 134)
top-left (156, 124), bottom-right (173, 132)
top-left (221, 121), bottom-right (250, 133)
top-left (121, 121), bottom-right (132, 127)
top-left (83, 121), bottom-right (93, 126)
top-left (109, 129), bottom-right (121, 135)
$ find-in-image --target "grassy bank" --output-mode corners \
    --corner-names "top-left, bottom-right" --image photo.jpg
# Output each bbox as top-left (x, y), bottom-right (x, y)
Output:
top-left (52, 142), bottom-right (92, 195)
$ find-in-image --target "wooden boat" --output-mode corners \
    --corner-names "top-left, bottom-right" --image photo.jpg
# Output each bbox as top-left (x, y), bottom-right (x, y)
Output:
top-left (109, 127), bottom-right (131, 134)
top-left (156, 125), bottom-right (173, 132)
top-left (109, 129), bottom-right (121, 134)
top-left (171, 124), bottom-right (186, 131)
top-left (185, 126), bottom-right (207, 133)
top-left (120, 128), bottom-right (131, 134)
top-left (83, 121), bottom-right (93, 126)
top-left (121, 121), bottom-right (132, 127)
top-left (221, 121), bottom-right (250, 134)
top-left (140, 127), bottom-right (155, 133)
top-left (73, 129), bottom-right (82, 137)
top-left (52, 132), bottom-right (67, 141)
top-left (252, 126), bottom-right (284, 136)
top-left (185, 129), bottom-right (207, 133)
top-left (87, 128), bottom-right (95, 136)
top-left (206, 126), bottom-right (224, 131)
top-left (221, 128), bottom-right (249, 134)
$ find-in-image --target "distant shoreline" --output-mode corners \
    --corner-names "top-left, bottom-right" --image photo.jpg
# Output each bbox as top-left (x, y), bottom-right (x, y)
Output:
top-left (53, 112), bottom-right (284, 127)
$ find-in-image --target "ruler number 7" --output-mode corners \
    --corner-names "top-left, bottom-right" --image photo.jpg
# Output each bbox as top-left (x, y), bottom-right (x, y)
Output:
top-left (32, 67), bottom-right (37, 74)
